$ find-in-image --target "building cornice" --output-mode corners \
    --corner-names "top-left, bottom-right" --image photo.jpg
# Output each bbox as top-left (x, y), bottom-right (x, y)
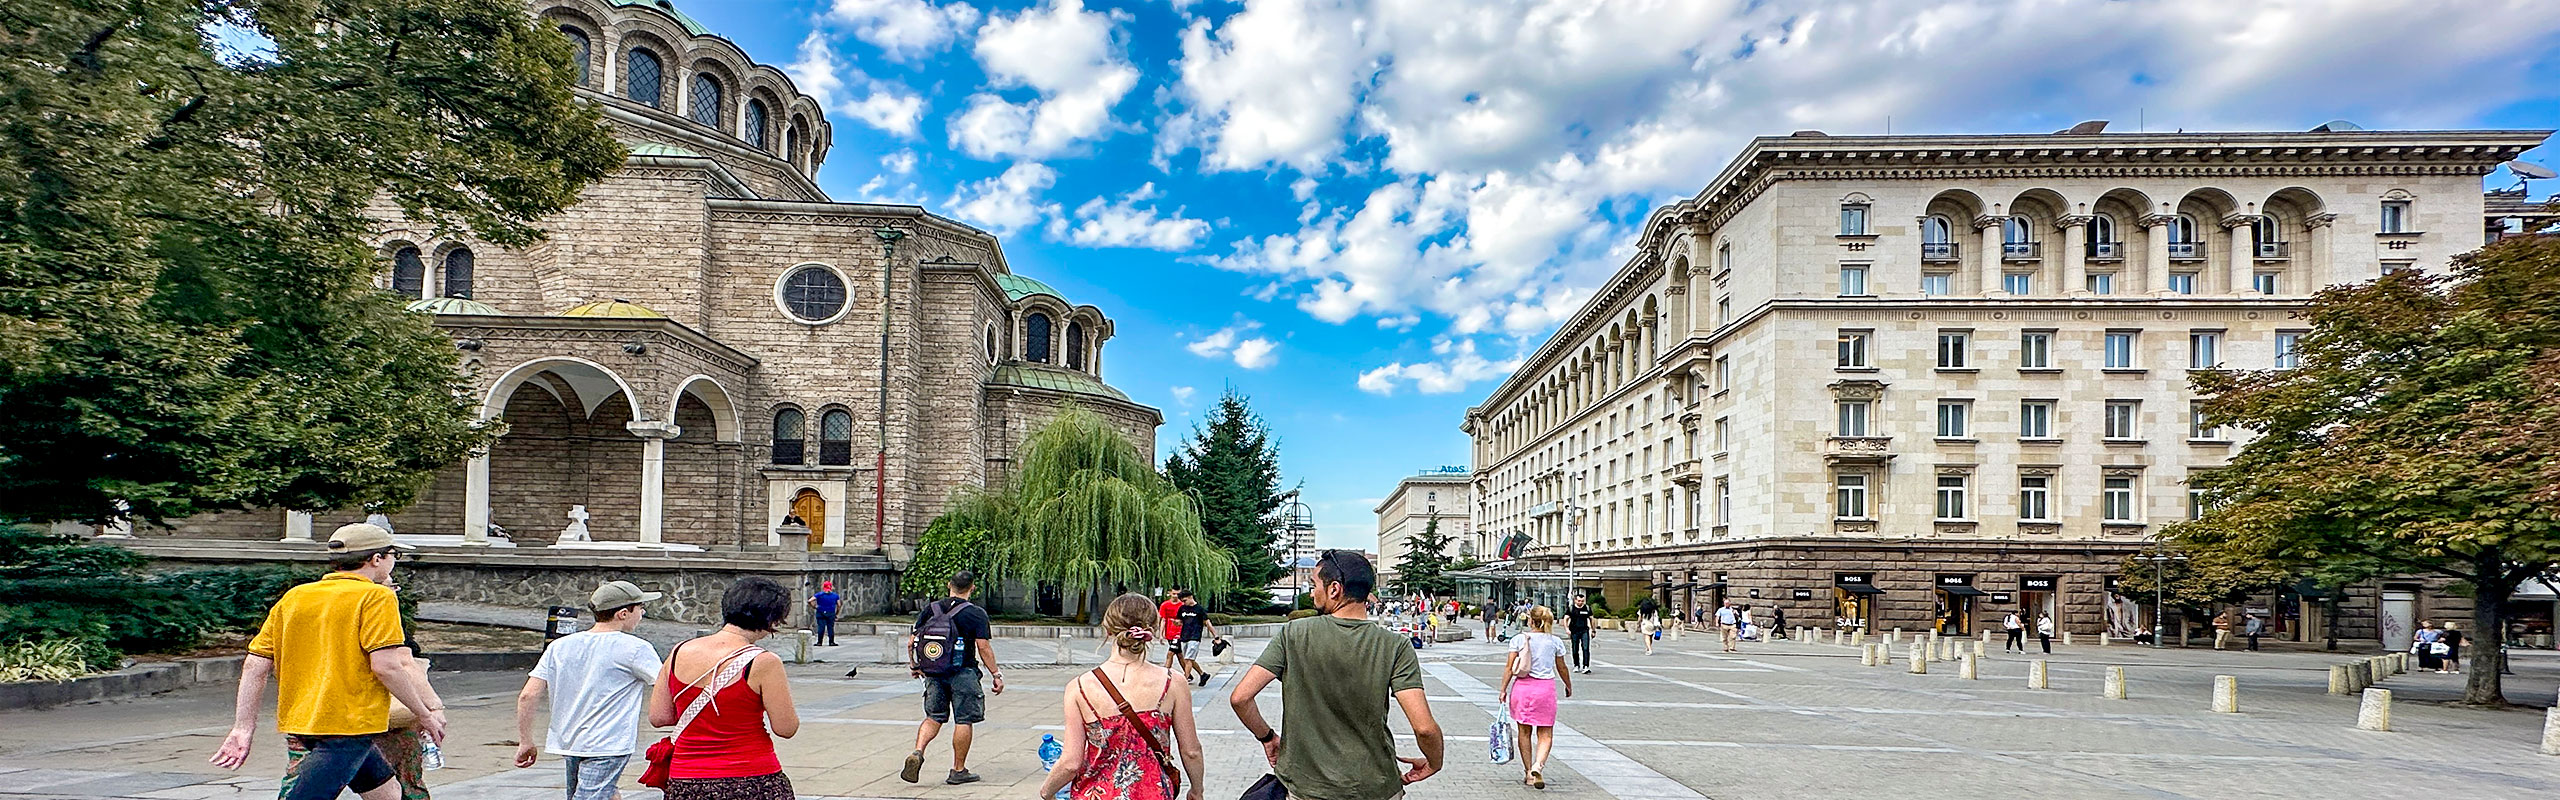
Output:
top-left (705, 198), bottom-right (1014, 276)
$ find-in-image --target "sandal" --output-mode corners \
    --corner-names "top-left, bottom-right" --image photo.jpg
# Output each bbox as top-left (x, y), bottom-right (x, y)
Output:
top-left (1530, 770), bottom-right (1545, 789)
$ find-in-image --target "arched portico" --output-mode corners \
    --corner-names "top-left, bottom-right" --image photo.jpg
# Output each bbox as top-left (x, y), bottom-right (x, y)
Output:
top-left (461, 357), bottom-right (677, 547)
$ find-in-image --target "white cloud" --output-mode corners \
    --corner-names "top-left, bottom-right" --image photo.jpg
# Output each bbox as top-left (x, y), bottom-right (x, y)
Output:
top-left (1356, 338), bottom-right (1523, 396)
top-left (1049, 183), bottom-right (1211, 250)
top-left (786, 33), bottom-right (930, 138)
top-left (1184, 319), bottom-right (1279, 369)
top-left (1170, 386), bottom-right (1198, 405)
top-left (946, 162), bottom-right (1061, 233)
top-left (826, 0), bottom-right (982, 61)
top-left (1168, 0), bottom-right (1372, 172)
top-left (881, 150), bottom-right (918, 174)
top-left (950, 0), bottom-right (1140, 160)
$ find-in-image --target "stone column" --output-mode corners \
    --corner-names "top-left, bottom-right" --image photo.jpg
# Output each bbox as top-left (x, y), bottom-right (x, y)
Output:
top-left (2224, 214), bottom-right (2257, 295)
top-left (2057, 216), bottom-right (2091, 296)
top-left (1974, 216), bottom-right (2004, 295)
top-left (461, 453), bottom-right (491, 545)
top-left (2305, 212), bottom-right (2338, 286)
top-left (629, 420), bottom-right (683, 546)
top-left (282, 510), bottom-right (315, 542)
top-left (2141, 215), bottom-right (2175, 295)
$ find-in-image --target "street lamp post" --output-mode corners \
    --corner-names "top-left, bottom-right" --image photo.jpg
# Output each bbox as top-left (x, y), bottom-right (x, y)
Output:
top-left (2137, 552), bottom-right (2190, 648)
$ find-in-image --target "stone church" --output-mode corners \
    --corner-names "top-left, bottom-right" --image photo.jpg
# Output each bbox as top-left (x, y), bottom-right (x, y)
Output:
top-left (140, 0), bottom-right (1158, 616)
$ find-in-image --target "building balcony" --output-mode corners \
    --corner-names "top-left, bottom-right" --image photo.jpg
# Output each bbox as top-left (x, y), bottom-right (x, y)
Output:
top-left (2001, 241), bottom-right (2042, 261)
top-left (2255, 241), bottom-right (2291, 260)
top-left (2167, 241), bottom-right (2205, 260)
top-left (2086, 241), bottom-right (2125, 260)
top-left (1921, 242), bottom-right (1960, 262)
top-left (1822, 436), bottom-right (1894, 465)
top-left (1528, 502), bottom-right (1560, 519)
top-left (1668, 460), bottom-right (1701, 485)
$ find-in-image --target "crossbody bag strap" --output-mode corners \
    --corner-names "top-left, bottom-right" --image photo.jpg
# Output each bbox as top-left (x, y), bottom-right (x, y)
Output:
top-left (1087, 667), bottom-right (1176, 766)
top-left (670, 646), bottom-right (760, 743)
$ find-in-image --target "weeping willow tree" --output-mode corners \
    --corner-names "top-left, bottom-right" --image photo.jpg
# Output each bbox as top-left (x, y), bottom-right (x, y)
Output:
top-left (926, 408), bottom-right (1233, 616)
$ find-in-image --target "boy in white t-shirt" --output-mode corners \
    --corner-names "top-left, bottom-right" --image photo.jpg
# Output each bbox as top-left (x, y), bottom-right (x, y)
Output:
top-left (513, 581), bottom-right (666, 800)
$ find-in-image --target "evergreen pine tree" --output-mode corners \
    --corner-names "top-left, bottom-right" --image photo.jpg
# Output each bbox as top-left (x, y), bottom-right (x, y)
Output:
top-left (1164, 389), bottom-right (1285, 608)
top-left (1394, 517), bottom-right (1454, 598)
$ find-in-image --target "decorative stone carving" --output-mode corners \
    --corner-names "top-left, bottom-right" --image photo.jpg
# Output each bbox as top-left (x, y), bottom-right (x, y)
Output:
top-left (2102, 465), bottom-right (2144, 479)
top-left (2219, 213), bottom-right (2259, 229)
top-left (1933, 521), bottom-right (1978, 537)
top-left (2019, 465), bottom-right (2059, 477)
top-left (2303, 212), bottom-right (2339, 229)
top-left (2018, 522), bottom-right (2063, 536)
top-left (1823, 437), bottom-right (1894, 465)
top-left (1833, 520), bottom-right (1877, 535)
top-left (1971, 215), bottom-right (2008, 230)
top-left (2102, 523), bottom-right (2149, 537)
top-left (1935, 464), bottom-right (1977, 477)
top-left (2052, 214), bottom-right (2094, 231)
top-left (2138, 214), bottom-right (2178, 229)
top-left (558, 505), bottom-right (593, 542)
top-left (1828, 379), bottom-right (1887, 400)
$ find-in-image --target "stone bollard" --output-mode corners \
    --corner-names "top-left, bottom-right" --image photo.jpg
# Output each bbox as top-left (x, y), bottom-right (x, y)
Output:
top-left (793, 630), bottom-right (812, 664)
top-left (2393, 653), bottom-right (2409, 675)
top-left (2027, 660), bottom-right (2050, 689)
top-left (1055, 637), bottom-right (1074, 664)
top-left (881, 634), bottom-right (905, 664)
top-left (2103, 666), bottom-right (2128, 699)
top-left (1907, 644), bottom-right (1928, 674)
top-left (1891, 627), bottom-right (1903, 643)
top-left (1852, 630), bottom-right (1866, 647)
top-left (1960, 653), bottom-right (1979, 680)
top-left (1973, 639), bottom-right (1986, 658)
top-left (2371, 657), bottom-right (2391, 683)
top-left (2100, 632), bottom-right (2112, 647)
top-left (1860, 644), bottom-right (1878, 666)
top-left (1981, 629), bottom-right (1993, 644)
top-left (2062, 631), bottom-right (2075, 647)
top-left (2212, 675), bottom-right (2239, 713)
top-left (2542, 698), bottom-right (2560, 755)
top-left (2329, 664), bottom-right (2353, 695)
top-left (2357, 688), bottom-right (2392, 732)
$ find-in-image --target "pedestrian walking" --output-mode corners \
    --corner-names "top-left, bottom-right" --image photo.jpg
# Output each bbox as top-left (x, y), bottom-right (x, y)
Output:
top-left (2413, 620), bottom-right (2443, 671)
top-left (1482, 602), bottom-right (1497, 640)
top-left (807, 581), bottom-right (840, 647)
top-left (2243, 612), bottom-right (2265, 652)
top-left (903, 571), bottom-right (1002, 785)
top-left (2002, 612), bottom-right (2025, 653)
top-left (1230, 550), bottom-right (1445, 800)
top-left (1033, 595), bottom-right (1207, 800)
top-left (515, 580), bottom-right (667, 800)
top-left (2441, 623), bottom-right (2464, 673)
top-left (1500, 607), bottom-right (1571, 790)
top-left (1159, 591), bottom-right (1186, 672)
top-left (1174, 590), bottom-right (1217, 686)
top-left (2212, 608), bottom-right (2234, 651)
top-left (1714, 603), bottom-right (1741, 653)
top-left (210, 524), bottom-right (443, 800)
top-left (1770, 606), bottom-right (1787, 640)
top-left (1637, 596), bottom-right (1660, 654)
top-left (1563, 595), bottom-right (1595, 674)
top-left (647, 577), bottom-right (800, 800)
top-left (2035, 614), bottom-right (2055, 654)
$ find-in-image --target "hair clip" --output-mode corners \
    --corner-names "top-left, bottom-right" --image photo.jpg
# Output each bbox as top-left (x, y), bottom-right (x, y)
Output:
top-left (1123, 626), bottom-right (1152, 641)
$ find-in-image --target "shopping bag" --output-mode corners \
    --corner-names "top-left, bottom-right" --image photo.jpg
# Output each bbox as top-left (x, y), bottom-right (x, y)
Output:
top-left (1489, 711), bottom-right (1516, 764)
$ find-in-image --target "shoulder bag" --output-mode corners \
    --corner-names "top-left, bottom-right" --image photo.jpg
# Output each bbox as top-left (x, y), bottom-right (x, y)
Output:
top-left (638, 644), bottom-right (760, 788)
top-left (1089, 667), bottom-right (1183, 798)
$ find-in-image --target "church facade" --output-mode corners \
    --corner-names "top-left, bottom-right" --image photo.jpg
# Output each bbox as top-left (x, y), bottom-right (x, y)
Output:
top-left (164, 0), bottom-right (1159, 584)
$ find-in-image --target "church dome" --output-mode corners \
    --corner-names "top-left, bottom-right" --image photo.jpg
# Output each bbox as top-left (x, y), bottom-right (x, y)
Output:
top-left (996, 273), bottom-right (1063, 302)
top-left (557, 299), bottom-right (666, 319)
top-left (405, 296), bottom-right (501, 316)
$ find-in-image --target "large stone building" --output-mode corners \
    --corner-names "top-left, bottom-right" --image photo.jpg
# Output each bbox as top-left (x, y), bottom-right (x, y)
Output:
top-left (1373, 468), bottom-right (1476, 581)
top-left (122, 0), bottom-right (1158, 619)
top-left (1462, 124), bottom-right (2550, 646)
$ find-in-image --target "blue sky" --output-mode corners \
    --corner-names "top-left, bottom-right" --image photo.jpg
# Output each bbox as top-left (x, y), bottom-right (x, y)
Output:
top-left (669, 0), bottom-right (2560, 550)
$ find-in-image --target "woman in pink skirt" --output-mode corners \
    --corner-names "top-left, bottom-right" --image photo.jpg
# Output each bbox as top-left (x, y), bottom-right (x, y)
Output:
top-left (1500, 606), bottom-right (1572, 789)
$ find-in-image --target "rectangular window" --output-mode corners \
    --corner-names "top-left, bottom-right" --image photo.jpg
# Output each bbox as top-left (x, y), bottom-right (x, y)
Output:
top-left (2380, 200), bottom-right (2410, 234)
top-left (2274, 331), bottom-right (2302, 369)
top-left (1840, 265), bottom-right (1869, 296)
top-left (1935, 474), bottom-right (1969, 521)
top-left (1719, 242), bottom-right (1733, 272)
top-left (2189, 331), bottom-right (2221, 369)
top-left (1837, 401), bottom-right (1871, 437)
top-left (1715, 478), bottom-right (1731, 524)
top-left (2019, 475), bottom-right (2051, 521)
top-left (1840, 204), bottom-right (1869, 235)
top-left (1715, 356), bottom-right (1731, 392)
top-left (1713, 417), bottom-right (1729, 452)
top-left (2086, 272), bottom-right (2115, 295)
top-left (1838, 330), bottom-right (1870, 368)
top-left (2103, 476), bottom-right (2137, 522)
top-left (2105, 400), bottom-right (2140, 439)
top-left (1935, 400), bottom-right (1970, 439)
top-left (2189, 401), bottom-right (2221, 440)
top-left (2104, 331), bottom-right (2137, 369)
top-left (2020, 400), bottom-right (2053, 439)
top-left (1922, 273), bottom-right (1952, 297)
top-left (2168, 272), bottom-right (2197, 294)
top-left (2019, 331), bottom-right (2052, 369)
top-left (1717, 297), bottom-right (1733, 323)
top-left (1936, 330), bottom-right (1970, 369)
top-left (1835, 474), bottom-right (1869, 519)
top-left (2002, 273), bottom-right (2034, 295)
top-left (2253, 272), bottom-right (2279, 295)
top-left (2188, 488), bottom-right (2208, 520)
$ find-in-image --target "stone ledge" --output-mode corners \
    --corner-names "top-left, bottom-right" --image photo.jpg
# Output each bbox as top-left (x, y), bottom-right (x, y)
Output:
top-left (0, 656), bottom-right (242, 712)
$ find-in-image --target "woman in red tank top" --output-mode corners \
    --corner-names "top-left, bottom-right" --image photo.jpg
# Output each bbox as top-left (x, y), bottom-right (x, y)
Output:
top-left (1035, 594), bottom-right (1207, 800)
top-left (649, 577), bottom-right (802, 799)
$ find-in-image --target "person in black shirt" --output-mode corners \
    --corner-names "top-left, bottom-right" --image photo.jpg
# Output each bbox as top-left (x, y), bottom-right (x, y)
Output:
top-left (1174, 589), bottom-right (1217, 685)
top-left (1564, 595), bottom-right (1595, 674)
top-left (903, 572), bottom-right (1001, 786)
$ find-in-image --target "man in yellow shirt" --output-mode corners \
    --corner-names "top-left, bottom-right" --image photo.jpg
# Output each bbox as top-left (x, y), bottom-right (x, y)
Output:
top-left (209, 523), bottom-right (445, 800)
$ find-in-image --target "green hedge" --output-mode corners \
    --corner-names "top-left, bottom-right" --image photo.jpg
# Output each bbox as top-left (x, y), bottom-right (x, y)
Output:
top-left (0, 527), bottom-right (321, 672)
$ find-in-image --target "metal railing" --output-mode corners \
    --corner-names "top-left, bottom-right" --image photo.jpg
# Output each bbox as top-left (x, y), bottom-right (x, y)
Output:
top-left (2255, 241), bottom-right (2290, 259)
top-left (2167, 241), bottom-right (2205, 260)
top-left (1921, 242), bottom-right (1960, 261)
top-left (2087, 241), bottom-right (2124, 259)
top-left (2001, 241), bottom-right (2042, 260)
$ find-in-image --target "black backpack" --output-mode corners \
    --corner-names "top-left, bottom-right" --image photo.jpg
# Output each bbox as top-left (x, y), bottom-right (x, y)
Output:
top-left (912, 599), bottom-right (971, 676)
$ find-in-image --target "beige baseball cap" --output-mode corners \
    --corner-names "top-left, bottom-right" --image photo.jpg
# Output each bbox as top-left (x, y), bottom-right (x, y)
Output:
top-left (325, 523), bottom-right (414, 553)
top-left (590, 580), bottom-right (664, 611)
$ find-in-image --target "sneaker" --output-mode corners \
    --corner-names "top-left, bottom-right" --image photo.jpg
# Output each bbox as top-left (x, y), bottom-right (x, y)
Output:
top-left (901, 751), bottom-right (923, 783)
top-left (946, 769), bottom-right (982, 785)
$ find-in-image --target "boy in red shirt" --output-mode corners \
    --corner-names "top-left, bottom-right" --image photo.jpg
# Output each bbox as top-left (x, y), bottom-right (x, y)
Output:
top-left (1159, 590), bottom-right (1186, 669)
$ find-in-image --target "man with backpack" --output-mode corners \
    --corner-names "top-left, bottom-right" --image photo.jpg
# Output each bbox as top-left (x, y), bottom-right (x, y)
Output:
top-left (903, 571), bottom-right (1001, 786)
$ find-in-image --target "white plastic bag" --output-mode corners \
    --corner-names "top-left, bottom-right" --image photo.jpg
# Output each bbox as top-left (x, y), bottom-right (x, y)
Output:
top-left (1489, 711), bottom-right (1516, 764)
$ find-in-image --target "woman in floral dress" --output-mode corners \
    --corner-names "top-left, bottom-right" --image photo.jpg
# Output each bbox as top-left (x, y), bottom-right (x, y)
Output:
top-left (1034, 594), bottom-right (1206, 800)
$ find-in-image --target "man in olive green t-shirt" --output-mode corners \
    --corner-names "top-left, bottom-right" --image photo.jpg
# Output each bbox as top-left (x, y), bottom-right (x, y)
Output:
top-left (1231, 551), bottom-right (1443, 800)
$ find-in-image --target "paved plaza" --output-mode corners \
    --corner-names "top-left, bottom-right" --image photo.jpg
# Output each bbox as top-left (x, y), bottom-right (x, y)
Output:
top-left (3, 628), bottom-right (2556, 800)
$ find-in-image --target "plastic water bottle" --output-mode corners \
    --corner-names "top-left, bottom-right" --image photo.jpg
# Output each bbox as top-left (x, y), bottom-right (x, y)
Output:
top-left (1038, 734), bottom-right (1068, 799)
top-left (419, 738), bottom-right (445, 771)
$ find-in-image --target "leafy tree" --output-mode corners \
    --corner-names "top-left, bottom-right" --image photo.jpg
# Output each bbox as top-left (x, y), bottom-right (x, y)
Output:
top-left (0, 0), bottom-right (623, 525)
top-left (2169, 237), bottom-right (2560, 706)
top-left (934, 408), bottom-right (1233, 618)
top-left (898, 517), bottom-right (993, 599)
top-left (1394, 517), bottom-right (1455, 598)
top-left (1163, 389), bottom-right (1285, 608)
top-left (2111, 552), bottom-right (2290, 610)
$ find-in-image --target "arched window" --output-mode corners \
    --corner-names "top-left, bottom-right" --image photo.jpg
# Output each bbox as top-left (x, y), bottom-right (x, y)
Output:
top-left (2251, 214), bottom-right (2281, 245)
top-left (1922, 215), bottom-right (1953, 244)
top-left (440, 247), bottom-right (474, 299)
top-left (1066, 322), bottom-right (1086, 371)
top-left (391, 247), bottom-right (424, 299)
top-left (625, 48), bottom-right (662, 107)
top-left (2002, 215), bottom-right (2033, 244)
top-left (561, 28), bottom-right (591, 87)
top-left (984, 325), bottom-right (999, 364)
top-left (770, 408), bottom-right (805, 465)
top-left (784, 123), bottom-right (798, 165)
top-left (818, 409), bottom-right (853, 466)
top-left (1025, 313), bottom-right (1053, 363)
top-left (2087, 214), bottom-right (2119, 258)
top-left (2171, 214), bottom-right (2199, 243)
top-left (688, 73), bottom-right (721, 128)
top-left (778, 265), bottom-right (847, 323)
top-left (744, 99), bottom-right (769, 151)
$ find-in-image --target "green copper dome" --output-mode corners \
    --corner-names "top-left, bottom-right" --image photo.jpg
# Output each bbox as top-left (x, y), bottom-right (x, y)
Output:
top-left (986, 363), bottom-right (1128, 402)
top-left (995, 273), bottom-right (1063, 302)
top-left (614, 0), bottom-right (711, 36)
